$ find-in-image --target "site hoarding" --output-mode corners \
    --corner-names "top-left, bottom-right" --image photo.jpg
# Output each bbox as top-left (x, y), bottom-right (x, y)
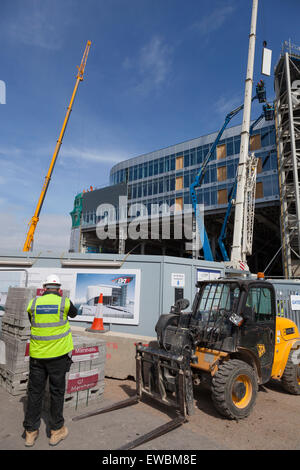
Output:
top-left (0, 268), bottom-right (141, 326)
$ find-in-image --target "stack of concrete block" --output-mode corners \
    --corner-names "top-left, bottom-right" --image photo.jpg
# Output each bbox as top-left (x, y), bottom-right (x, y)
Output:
top-left (0, 287), bottom-right (36, 395)
top-left (44, 334), bottom-right (106, 411)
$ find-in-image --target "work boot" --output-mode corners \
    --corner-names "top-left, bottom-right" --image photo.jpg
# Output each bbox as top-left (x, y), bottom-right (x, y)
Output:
top-left (49, 425), bottom-right (68, 446)
top-left (25, 430), bottom-right (39, 447)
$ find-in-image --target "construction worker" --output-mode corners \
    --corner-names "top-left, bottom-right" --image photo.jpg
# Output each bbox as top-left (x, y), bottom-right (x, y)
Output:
top-left (23, 274), bottom-right (77, 447)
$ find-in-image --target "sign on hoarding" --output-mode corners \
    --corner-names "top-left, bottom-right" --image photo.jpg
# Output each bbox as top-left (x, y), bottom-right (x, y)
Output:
top-left (171, 273), bottom-right (185, 288)
top-left (0, 268), bottom-right (141, 326)
top-left (291, 295), bottom-right (300, 311)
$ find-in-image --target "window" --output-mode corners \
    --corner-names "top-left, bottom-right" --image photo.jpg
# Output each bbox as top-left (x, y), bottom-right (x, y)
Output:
top-left (226, 140), bottom-right (234, 157)
top-left (184, 153), bottom-right (189, 168)
top-left (197, 148), bottom-right (203, 164)
top-left (217, 166), bottom-right (227, 182)
top-left (227, 163), bottom-right (235, 179)
top-left (184, 192), bottom-right (190, 204)
top-left (165, 178), bottom-right (170, 192)
top-left (217, 144), bottom-right (226, 160)
top-left (257, 158), bottom-right (263, 173)
top-left (138, 165), bottom-right (143, 179)
top-left (175, 197), bottom-right (183, 212)
top-left (170, 176), bottom-right (175, 191)
top-left (165, 158), bottom-right (170, 172)
top-left (261, 129), bottom-right (270, 147)
top-left (159, 178), bottom-right (164, 194)
top-left (204, 189), bottom-right (210, 206)
top-left (234, 138), bottom-right (241, 155)
top-left (256, 182), bottom-right (263, 199)
top-left (159, 158), bottom-right (165, 174)
top-left (218, 188), bottom-right (228, 204)
top-left (211, 190), bottom-right (217, 205)
top-left (250, 134), bottom-right (261, 151)
top-left (203, 146), bottom-right (209, 160)
top-left (190, 150), bottom-right (196, 166)
top-left (170, 155), bottom-right (176, 171)
top-left (129, 167), bottom-right (133, 182)
top-left (143, 163), bottom-right (148, 178)
top-left (246, 287), bottom-right (272, 321)
top-left (176, 176), bottom-right (183, 190)
top-left (204, 169), bottom-right (210, 184)
top-left (210, 165), bottom-right (217, 183)
top-left (176, 156), bottom-right (184, 170)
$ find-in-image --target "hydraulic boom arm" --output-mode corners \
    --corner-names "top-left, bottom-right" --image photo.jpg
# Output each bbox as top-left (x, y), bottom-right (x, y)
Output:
top-left (189, 97), bottom-right (257, 260)
top-left (23, 40), bottom-right (91, 252)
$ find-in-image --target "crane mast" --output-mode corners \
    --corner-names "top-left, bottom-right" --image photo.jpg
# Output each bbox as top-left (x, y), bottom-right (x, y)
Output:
top-left (23, 40), bottom-right (91, 252)
top-left (230, 0), bottom-right (258, 270)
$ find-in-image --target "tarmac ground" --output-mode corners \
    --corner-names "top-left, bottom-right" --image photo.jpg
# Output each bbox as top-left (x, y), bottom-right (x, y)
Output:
top-left (0, 375), bottom-right (300, 453)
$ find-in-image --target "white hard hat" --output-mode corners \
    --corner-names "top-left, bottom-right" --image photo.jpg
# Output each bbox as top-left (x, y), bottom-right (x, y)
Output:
top-left (43, 274), bottom-right (61, 288)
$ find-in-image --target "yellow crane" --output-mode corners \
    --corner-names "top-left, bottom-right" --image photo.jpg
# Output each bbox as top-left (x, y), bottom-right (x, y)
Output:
top-left (23, 40), bottom-right (92, 252)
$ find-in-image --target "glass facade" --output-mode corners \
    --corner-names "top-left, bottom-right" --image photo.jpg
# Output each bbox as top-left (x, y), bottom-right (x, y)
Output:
top-left (109, 122), bottom-right (279, 215)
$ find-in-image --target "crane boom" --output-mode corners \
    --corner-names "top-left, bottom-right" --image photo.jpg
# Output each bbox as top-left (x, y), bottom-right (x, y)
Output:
top-left (23, 40), bottom-right (91, 252)
top-left (230, 0), bottom-right (258, 268)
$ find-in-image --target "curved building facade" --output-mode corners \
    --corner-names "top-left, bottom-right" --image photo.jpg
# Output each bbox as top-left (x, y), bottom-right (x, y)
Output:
top-left (70, 119), bottom-right (281, 274)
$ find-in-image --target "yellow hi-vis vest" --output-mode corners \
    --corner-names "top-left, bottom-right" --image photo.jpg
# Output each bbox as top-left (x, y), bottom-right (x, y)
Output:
top-left (27, 293), bottom-right (73, 359)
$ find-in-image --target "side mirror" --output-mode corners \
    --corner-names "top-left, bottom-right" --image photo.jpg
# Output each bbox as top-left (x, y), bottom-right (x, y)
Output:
top-left (177, 298), bottom-right (190, 311)
top-left (170, 298), bottom-right (190, 314)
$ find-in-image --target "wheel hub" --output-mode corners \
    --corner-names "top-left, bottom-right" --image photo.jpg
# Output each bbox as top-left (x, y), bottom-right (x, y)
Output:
top-left (232, 374), bottom-right (252, 409)
top-left (233, 382), bottom-right (247, 400)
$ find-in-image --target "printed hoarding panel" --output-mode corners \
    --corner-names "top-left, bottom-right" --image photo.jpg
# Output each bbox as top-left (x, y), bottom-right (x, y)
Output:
top-left (73, 270), bottom-right (140, 324)
top-left (0, 268), bottom-right (140, 326)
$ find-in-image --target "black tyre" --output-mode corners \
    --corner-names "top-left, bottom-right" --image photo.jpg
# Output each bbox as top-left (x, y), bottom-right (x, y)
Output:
top-left (281, 349), bottom-right (300, 395)
top-left (211, 359), bottom-right (258, 420)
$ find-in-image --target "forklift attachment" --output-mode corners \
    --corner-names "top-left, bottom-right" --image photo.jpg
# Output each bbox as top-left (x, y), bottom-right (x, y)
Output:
top-left (72, 396), bottom-right (139, 422)
top-left (72, 343), bottom-right (191, 449)
top-left (118, 415), bottom-right (186, 450)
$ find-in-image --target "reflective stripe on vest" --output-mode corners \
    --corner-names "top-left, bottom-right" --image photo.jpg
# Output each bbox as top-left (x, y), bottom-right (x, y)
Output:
top-left (31, 328), bottom-right (72, 341)
top-left (30, 295), bottom-right (68, 330)
top-left (28, 293), bottom-right (73, 358)
top-left (29, 295), bottom-right (70, 342)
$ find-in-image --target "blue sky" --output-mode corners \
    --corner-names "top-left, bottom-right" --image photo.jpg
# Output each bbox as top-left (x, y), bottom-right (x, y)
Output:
top-left (0, 0), bottom-right (299, 252)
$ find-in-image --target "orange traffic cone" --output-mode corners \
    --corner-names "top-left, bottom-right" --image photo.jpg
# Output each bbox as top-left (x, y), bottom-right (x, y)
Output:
top-left (86, 293), bottom-right (107, 333)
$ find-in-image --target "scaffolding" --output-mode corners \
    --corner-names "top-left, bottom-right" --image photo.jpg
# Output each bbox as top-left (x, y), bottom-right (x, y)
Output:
top-left (274, 41), bottom-right (300, 278)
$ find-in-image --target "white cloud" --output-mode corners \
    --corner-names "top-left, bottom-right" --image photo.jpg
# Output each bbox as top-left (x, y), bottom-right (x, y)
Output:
top-left (191, 3), bottom-right (236, 37)
top-left (0, 212), bottom-right (71, 253)
top-left (5, 0), bottom-right (73, 50)
top-left (214, 94), bottom-right (243, 116)
top-left (124, 35), bottom-right (173, 95)
top-left (60, 146), bottom-right (126, 165)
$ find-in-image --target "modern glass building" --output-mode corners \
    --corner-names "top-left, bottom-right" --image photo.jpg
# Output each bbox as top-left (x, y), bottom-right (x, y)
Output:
top-left (69, 118), bottom-right (281, 274)
top-left (110, 120), bottom-right (278, 213)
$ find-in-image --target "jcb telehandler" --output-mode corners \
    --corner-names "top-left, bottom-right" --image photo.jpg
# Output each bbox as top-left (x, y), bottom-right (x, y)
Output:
top-left (74, 274), bottom-right (300, 449)
top-left (150, 274), bottom-right (300, 420)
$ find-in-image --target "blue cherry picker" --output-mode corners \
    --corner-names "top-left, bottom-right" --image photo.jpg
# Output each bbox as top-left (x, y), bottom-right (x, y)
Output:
top-left (190, 79), bottom-right (274, 262)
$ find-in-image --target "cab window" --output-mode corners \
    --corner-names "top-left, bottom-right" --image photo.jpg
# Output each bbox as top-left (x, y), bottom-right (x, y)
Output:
top-left (246, 287), bottom-right (272, 321)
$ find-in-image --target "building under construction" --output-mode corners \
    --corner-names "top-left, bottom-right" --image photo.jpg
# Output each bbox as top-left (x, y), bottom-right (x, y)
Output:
top-left (274, 40), bottom-right (300, 278)
top-left (69, 41), bottom-right (300, 279)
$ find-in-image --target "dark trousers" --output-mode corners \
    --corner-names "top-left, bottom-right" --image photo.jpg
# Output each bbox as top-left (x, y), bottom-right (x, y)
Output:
top-left (23, 354), bottom-right (72, 432)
